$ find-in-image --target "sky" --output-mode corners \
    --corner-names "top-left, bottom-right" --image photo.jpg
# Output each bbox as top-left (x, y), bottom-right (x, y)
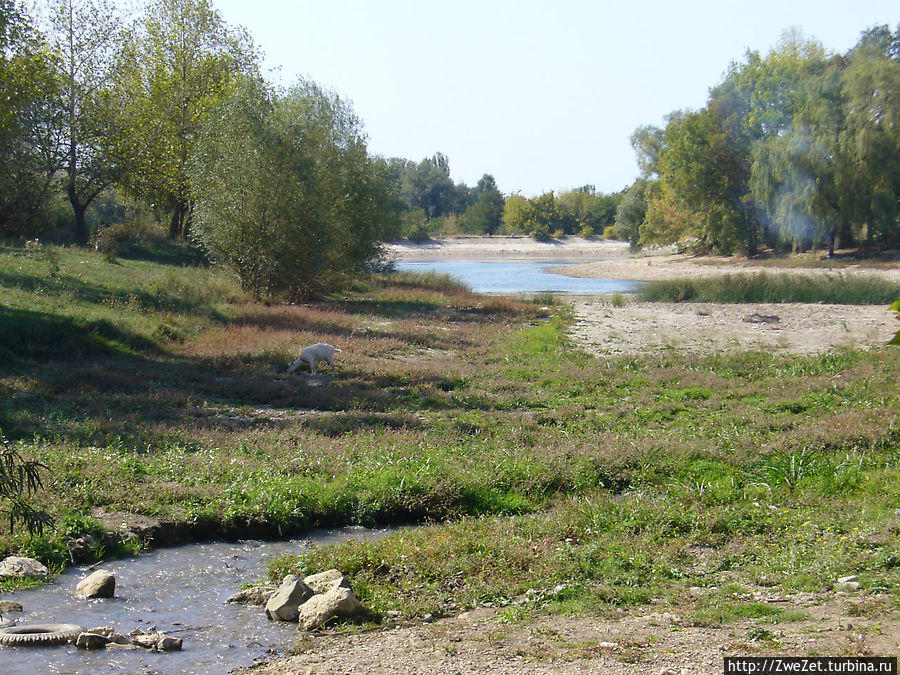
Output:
top-left (210, 0), bottom-right (898, 197)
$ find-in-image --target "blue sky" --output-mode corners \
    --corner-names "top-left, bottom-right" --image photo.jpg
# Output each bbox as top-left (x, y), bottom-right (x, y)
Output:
top-left (212, 0), bottom-right (898, 197)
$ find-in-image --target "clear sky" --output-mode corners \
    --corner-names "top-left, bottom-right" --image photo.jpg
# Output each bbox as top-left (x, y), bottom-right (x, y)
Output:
top-left (211, 0), bottom-right (897, 197)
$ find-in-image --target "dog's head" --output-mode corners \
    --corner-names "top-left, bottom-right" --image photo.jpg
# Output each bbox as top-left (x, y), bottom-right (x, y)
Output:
top-left (286, 356), bottom-right (308, 373)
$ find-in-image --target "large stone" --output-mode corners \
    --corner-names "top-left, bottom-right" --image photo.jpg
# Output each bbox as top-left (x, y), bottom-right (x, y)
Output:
top-left (0, 601), bottom-right (23, 613)
top-left (303, 569), bottom-right (349, 595)
top-left (0, 556), bottom-right (49, 579)
top-left (226, 586), bottom-right (276, 606)
top-left (75, 570), bottom-right (116, 598)
top-left (75, 632), bottom-right (110, 650)
top-left (297, 586), bottom-right (365, 630)
top-left (265, 577), bottom-right (314, 622)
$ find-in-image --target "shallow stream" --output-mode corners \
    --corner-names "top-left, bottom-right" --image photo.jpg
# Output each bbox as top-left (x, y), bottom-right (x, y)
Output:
top-left (1, 527), bottom-right (393, 674)
top-left (395, 260), bottom-right (640, 294)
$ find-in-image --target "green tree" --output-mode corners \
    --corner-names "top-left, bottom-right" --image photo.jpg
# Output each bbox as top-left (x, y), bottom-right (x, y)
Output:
top-left (46, 0), bottom-right (127, 245)
top-left (0, 0), bottom-right (59, 234)
top-left (655, 107), bottom-right (757, 253)
top-left (117, 0), bottom-right (257, 239)
top-left (614, 179), bottom-right (648, 250)
top-left (463, 176), bottom-right (504, 234)
top-left (190, 78), bottom-right (400, 300)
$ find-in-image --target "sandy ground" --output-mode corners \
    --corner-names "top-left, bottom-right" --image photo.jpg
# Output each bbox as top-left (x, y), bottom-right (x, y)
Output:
top-left (569, 301), bottom-right (897, 356)
top-left (385, 236), bottom-right (633, 262)
top-left (243, 595), bottom-right (899, 674)
top-left (389, 237), bottom-right (900, 356)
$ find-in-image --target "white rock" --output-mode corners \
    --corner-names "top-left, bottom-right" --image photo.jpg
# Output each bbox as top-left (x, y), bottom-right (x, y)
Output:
top-left (303, 569), bottom-right (349, 595)
top-left (0, 556), bottom-right (49, 579)
top-left (837, 575), bottom-right (858, 584)
top-left (75, 570), bottom-right (115, 598)
top-left (297, 586), bottom-right (365, 630)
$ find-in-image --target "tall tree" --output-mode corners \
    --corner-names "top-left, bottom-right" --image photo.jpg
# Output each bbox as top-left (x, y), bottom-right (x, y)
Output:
top-left (0, 0), bottom-right (59, 234)
top-left (46, 0), bottom-right (125, 245)
top-left (463, 175), bottom-right (504, 234)
top-left (117, 0), bottom-right (257, 239)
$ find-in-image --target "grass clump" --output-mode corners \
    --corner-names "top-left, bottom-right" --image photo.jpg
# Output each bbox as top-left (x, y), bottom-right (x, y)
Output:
top-left (638, 273), bottom-right (900, 305)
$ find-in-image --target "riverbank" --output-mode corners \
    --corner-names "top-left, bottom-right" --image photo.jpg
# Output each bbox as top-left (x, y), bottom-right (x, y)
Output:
top-left (387, 236), bottom-right (900, 282)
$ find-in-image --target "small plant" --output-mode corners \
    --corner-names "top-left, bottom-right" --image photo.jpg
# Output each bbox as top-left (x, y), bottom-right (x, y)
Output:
top-left (889, 299), bottom-right (900, 345)
top-left (602, 225), bottom-right (616, 240)
top-left (532, 291), bottom-right (558, 307)
top-left (24, 239), bottom-right (60, 278)
top-left (611, 292), bottom-right (626, 308)
top-left (0, 432), bottom-right (52, 535)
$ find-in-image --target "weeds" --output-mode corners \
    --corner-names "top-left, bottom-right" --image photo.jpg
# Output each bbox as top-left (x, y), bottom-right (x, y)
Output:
top-left (639, 273), bottom-right (900, 305)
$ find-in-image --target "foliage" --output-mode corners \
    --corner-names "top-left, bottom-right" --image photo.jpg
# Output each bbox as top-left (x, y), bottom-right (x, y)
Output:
top-left (45, 0), bottom-right (128, 245)
top-left (0, 433), bottom-right (51, 535)
top-left (190, 78), bottom-right (400, 299)
top-left (114, 0), bottom-right (259, 240)
top-left (0, 0), bottom-right (60, 235)
top-left (638, 273), bottom-right (900, 305)
top-left (631, 26), bottom-right (900, 254)
top-left (890, 299), bottom-right (900, 345)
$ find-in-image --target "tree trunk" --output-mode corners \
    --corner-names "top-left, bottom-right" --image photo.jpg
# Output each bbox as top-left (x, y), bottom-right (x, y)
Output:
top-left (828, 227), bottom-right (836, 258)
top-left (169, 201), bottom-right (184, 239)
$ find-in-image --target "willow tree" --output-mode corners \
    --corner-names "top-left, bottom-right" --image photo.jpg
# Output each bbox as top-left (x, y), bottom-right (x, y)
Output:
top-left (190, 79), bottom-right (400, 300)
top-left (116, 0), bottom-right (257, 239)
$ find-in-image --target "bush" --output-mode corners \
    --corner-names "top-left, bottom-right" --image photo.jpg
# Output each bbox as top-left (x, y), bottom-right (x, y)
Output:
top-left (191, 78), bottom-right (400, 300)
top-left (603, 225), bottom-right (616, 239)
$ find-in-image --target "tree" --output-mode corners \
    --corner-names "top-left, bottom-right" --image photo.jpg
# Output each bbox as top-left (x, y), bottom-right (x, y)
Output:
top-left (0, 0), bottom-right (59, 235)
top-left (655, 108), bottom-right (758, 253)
top-left (117, 0), bottom-right (257, 239)
top-left (614, 179), bottom-right (648, 250)
top-left (463, 175), bottom-right (504, 234)
top-left (190, 78), bottom-right (400, 299)
top-left (46, 0), bottom-right (126, 245)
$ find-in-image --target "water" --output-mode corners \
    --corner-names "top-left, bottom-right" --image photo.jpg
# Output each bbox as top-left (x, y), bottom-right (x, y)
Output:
top-left (395, 260), bottom-right (640, 295)
top-left (1, 527), bottom-right (393, 674)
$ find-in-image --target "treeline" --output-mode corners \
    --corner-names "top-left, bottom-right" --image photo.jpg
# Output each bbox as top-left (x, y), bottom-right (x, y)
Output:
top-left (619, 27), bottom-right (900, 255)
top-left (386, 152), bottom-right (621, 242)
top-left (0, 0), bottom-right (401, 298)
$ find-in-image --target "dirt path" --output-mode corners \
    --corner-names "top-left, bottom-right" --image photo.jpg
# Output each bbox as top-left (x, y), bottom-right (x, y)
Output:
top-left (244, 595), bottom-right (898, 674)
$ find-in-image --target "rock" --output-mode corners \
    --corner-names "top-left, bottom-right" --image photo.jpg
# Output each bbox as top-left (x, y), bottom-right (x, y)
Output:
top-left (0, 601), bottom-right (23, 613)
top-left (12, 392), bottom-right (35, 401)
top-left (423, 613), bottom-right (434, 623)
top-left (226, 586), bottom-right (277, 605)
top-left (303, 569), bottom-right (349, 595)
top-left (75, 632), bottom-right (110, 650)
top-left (75, 570), bottom-right (116, 598)
top-left (66, 535), bottom-right (98, 564)
top-left (86, 625), bottom-right (115, 638)
top-left (157, 636), bottom-right (183, 651)
top-left (297, 586), bottom-right (365, 630)
top-left (131, 631), bottom-right (183, 651)
top-left (0, 556), bottom-right (49, 579)
top-left (837, 575), bottom-right (858, 584)
top-left (265, 577), bottom-right (314, 622)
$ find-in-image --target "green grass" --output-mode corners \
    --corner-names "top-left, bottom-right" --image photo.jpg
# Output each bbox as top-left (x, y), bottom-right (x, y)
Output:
top-left (638, 272), bottom-right (900, 304)
top-left (1, 239), bottom-right (898, 618)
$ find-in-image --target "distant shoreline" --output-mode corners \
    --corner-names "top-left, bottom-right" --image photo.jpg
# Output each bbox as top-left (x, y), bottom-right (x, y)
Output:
top-left (386, 236), bottom-right (900, 283)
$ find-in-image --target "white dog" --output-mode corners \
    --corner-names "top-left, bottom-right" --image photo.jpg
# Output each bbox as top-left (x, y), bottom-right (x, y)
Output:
top-left (287, 343), bottom-right (342, 375)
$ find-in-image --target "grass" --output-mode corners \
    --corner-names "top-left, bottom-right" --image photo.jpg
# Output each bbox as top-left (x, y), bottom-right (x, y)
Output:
top-left (0, 239), bottom-right (898, 624)
top-left (638, 273), bottom-right (900, 305)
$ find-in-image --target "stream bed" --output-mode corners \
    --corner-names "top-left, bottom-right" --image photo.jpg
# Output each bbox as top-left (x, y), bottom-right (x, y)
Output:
top-left (1, 526), bottom-right (393, 674)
